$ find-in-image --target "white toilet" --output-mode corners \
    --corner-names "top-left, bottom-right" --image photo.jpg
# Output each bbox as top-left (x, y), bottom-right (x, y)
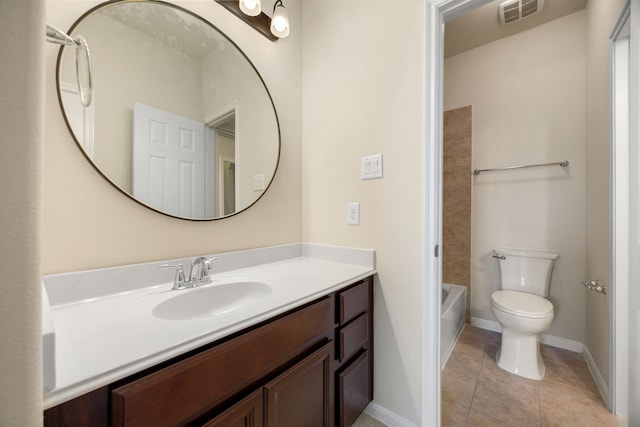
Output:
top-left (490, 248), bottom-right (559, 380)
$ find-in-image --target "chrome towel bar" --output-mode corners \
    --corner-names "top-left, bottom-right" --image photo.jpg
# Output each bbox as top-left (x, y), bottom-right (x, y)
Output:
top-left (473, 160), bottom-right (569, 176)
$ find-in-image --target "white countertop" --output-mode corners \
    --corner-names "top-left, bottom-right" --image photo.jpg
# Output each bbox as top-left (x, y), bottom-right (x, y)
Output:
top-left (42, 244), bottom-right (375, 409)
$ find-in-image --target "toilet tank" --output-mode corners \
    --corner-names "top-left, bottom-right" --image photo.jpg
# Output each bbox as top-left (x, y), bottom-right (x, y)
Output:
top-left (494, 248), bottom-right (559, 297)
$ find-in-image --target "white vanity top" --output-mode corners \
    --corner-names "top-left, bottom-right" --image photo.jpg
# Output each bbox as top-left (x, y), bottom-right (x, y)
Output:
top-left (42, 243), bottom-right (375, 409)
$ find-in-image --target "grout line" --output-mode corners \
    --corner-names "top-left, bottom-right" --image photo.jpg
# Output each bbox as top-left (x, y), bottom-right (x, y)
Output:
top-left (537, 376), bottom-right (543, 426)
top-left (463, 331), bottom-right (490, 426)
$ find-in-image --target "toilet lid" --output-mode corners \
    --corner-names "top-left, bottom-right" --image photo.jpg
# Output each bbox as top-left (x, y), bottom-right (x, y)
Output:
top-left (491, 290), bottom-right (553, 319)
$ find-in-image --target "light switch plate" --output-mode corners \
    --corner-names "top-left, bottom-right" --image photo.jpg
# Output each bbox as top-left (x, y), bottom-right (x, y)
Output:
top-left (347, 202), bottom-right (360, 225)
top-left (253, 174), bottom-right (265, 191)
top-left (361, 154), bottom-right (383, 180)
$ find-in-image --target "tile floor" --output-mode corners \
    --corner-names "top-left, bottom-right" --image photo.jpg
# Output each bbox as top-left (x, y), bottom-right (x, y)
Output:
top-left (442, 325), bottom-right (616, 426)
top-left (352, 412), bottom-right (387, 427)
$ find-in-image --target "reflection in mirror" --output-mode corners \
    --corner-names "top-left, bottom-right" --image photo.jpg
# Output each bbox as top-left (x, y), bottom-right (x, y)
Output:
top-left (57, 0), bottom-right (280, 220)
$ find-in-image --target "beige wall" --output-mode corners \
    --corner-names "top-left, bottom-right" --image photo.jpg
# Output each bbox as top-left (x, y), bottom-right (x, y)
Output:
top-left (585, 0), bottom-right (626, 388)
top-left (0, 0), bottom-right (45, 424)
top-left (44, 0), bottom-right (302, 274)
top-left (445, 11), bottom-right (588, 343)
top-left (302, 0), bottom-right (426, 423)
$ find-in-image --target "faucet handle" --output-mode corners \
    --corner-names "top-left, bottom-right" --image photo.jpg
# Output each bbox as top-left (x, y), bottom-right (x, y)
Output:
top-left (160, 263), bottom-right (186, 290)
top-left (204, 256), bottom-right (218, 271)
top-left (204, 257), bottom-right (218, 272)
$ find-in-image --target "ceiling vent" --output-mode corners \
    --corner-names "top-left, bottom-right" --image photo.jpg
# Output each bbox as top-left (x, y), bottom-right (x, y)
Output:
top-left (499, 0), bottom-right (544, 25)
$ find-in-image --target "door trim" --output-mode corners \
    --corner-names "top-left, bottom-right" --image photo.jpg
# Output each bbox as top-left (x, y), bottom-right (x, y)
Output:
top-left (423, 1), bottom-right (493, 425)
top-left (609, 0), bottom-right (631, 417)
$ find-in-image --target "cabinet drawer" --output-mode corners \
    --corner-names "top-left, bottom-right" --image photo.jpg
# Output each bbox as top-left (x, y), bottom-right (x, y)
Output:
top-left (111, 297), bottom-right (333, 427)
top-left (338, 313), bottom-right (368, 362)
top-left (338, 279), bottom-right (371, 325)
top-left (338, 351), bottom-right (370, 427)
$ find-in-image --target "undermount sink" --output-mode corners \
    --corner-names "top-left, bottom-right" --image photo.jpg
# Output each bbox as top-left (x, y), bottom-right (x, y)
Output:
top-left (152, 280), bottom-right (272, 320)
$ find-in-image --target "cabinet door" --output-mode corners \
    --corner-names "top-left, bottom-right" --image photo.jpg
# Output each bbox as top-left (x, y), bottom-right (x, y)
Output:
top-left (264, 341), bottom-right (333, 427)
top-left (338, 351), bottom-right (369, 427)
top-left (204, 389), bottom-right (263, 427)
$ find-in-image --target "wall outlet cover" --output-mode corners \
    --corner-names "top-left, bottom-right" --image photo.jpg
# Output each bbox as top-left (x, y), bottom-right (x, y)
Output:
top-left (347, 202), bottom-right (360, 225)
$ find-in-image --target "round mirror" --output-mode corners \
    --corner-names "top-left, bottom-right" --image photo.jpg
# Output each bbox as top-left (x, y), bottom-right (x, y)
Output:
top-left (57, 0), bottom-right (280, 220)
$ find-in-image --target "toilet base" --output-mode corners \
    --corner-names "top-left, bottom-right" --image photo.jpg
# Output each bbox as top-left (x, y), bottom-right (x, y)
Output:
top-left (496, 328), bottom-right (545, 380)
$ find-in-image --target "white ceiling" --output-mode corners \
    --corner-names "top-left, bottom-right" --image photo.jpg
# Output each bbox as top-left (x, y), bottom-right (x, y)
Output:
top-left (444, 0), bottom-right (588, 58)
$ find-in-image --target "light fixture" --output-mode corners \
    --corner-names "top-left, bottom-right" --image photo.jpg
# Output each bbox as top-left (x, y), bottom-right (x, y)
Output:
top-left (270, 0), bottom-right (289, 38)
top-left (239, 0), bottom-right (261, 17)
top-left (216, 0), bottom-right (290, 41)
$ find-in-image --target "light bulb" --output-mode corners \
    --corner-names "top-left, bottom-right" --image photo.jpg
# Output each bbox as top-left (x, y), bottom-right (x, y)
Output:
top-left (239, 0), bottom-right (261, 16)
top-left (270, 3), bottom-right (289, 38)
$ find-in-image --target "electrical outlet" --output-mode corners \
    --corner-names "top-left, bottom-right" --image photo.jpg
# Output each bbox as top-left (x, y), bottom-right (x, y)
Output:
top-left (347, 202), bottom-right (360, 225)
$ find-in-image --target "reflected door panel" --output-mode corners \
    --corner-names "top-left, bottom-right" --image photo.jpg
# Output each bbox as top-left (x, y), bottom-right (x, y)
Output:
top-left (133, 103), bottom-right (207, 218)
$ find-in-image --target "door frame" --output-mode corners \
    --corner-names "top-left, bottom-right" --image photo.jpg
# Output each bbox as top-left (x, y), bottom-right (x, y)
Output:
top-left (423, 1), bottom-right (493, 425)
top-left (609, 0), bottom-right (630, 417)
top-left (624, 0), bottom-right (640, 422)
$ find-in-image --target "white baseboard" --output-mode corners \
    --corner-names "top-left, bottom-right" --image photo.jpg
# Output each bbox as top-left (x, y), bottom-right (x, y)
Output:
top-left (470, 317), bottom-right (501, 333)
top-left (470, 317), bottom-right (584, 353)
top-left (583, 345), bottom-right (610, 408)
top-left (364, 402), bottom-right (418, 427)
top-left (614, 415), bottom-right (629, 427)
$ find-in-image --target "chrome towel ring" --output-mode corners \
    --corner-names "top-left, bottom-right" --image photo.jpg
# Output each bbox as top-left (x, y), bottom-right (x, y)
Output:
top-left (46, 25), bottom-right (93, 107)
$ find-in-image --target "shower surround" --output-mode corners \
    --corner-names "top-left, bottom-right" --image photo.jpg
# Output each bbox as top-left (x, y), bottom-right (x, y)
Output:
top-left (443, 105), bottom-right (472, 322)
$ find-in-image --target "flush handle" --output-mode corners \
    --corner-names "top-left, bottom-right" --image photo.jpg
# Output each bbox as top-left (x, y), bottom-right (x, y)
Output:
top-left (492, 254), bottom-right (506, 260)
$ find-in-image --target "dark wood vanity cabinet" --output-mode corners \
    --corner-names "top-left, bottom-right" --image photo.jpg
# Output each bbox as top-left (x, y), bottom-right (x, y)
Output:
top-left (334, 278), bottom-right (374, 427)
top-left (44, 276), bottom-right (374, 427)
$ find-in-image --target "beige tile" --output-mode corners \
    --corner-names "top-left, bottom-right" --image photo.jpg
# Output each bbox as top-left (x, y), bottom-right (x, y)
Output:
top-left (446, 341), bottom-right (484, 379)
top-left (471, 373), bottom-right (540, 426)
top-left (442, 104), bottom-right (471, 297)
top-left (442, 364), bottom-right (478, 407)
top-left (540, 345), bottom-right (585, 367)
top-left (539, 380), bottom-right (615, 427)
top-left (443, 105), bottom-right (472, 138)
top-left (466, 408), bottom-right (525, 427)
top-left (442, 398), bottom-right (471, 427)
top-left (543, 359), bottom-right (600, 395)
top-left (458, 326), bottom-right (491, 346)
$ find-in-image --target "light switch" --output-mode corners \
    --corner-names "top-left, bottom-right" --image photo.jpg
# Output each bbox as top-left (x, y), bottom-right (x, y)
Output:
top-left (361, 154), bottom-right (383, 180)
top-left (347, 202), bottom-right (360, 225)
top-left (253, 174), bottom-right (265, 191)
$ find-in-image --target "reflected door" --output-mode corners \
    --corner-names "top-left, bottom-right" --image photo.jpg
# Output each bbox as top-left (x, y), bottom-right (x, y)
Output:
top-left (133, 103), bottom-right (206, 217)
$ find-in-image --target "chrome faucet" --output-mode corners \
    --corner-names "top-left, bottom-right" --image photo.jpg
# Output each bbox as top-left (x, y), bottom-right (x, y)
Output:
top-left (160, 263), bottom-right (187, 290)
top-left (188, 256), bottom-right (217, 286)
top-left (161, 256), bottom-right (218, 290)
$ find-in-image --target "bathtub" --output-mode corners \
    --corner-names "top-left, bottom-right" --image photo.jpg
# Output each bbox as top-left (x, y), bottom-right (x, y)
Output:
top-left (441, 283), bottom-right (467, 369)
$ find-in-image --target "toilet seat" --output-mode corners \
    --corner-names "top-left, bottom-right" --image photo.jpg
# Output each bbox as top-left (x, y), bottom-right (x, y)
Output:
top-left (491, 290), bottom-right (553, 319)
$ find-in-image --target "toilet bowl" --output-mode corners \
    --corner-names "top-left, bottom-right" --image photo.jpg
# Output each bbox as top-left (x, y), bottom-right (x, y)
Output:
top-left (490, 248), bottom-right (559, 380)
top-left (491, 290), bottom-right (554, 380)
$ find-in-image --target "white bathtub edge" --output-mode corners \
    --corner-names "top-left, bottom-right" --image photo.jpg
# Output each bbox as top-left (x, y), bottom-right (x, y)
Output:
top-left (441, 283), bottom-right (467, 370)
